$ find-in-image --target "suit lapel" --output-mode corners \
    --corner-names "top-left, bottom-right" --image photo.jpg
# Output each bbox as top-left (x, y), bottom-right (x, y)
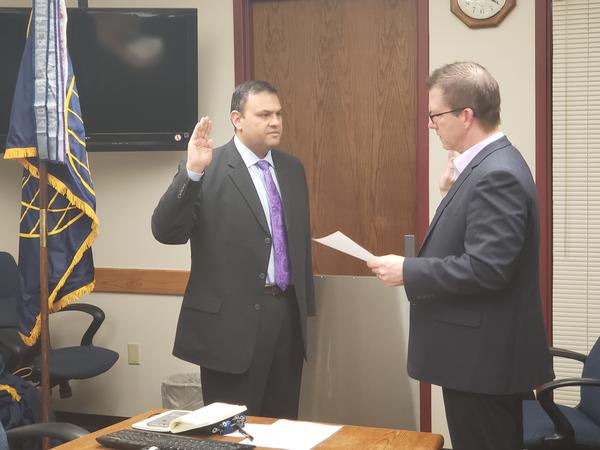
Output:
top-left (225, 142), bottom-right (270, 234)
top-left (419, 136), bottom-right (512, 253)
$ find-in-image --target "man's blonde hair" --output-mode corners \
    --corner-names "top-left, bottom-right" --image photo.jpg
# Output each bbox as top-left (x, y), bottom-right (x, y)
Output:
top-left (427, 62), bottom-right (501, 131)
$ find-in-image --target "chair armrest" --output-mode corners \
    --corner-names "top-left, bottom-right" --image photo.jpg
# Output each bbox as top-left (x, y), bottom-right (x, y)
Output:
top-left (0, 328), bottom-right (36, 371)
top-left (60, 303), bottom-right (105, 346)
top-left (6, 422), bottom-right (88, 442)
top-left (550, 346), bottom-right (587, 363)
top-left (535, 377), bottom-right (600, 445)
top-left (0, 328), bottom-right (29, 359)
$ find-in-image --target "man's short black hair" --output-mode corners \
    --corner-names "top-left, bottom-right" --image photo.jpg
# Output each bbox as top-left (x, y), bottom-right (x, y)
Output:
top-left (230, 80), bottom-right (278, 113)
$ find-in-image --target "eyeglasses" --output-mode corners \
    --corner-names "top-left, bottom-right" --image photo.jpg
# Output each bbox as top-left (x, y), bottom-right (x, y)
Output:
top-left (428, 107), bottom-right (473, 124)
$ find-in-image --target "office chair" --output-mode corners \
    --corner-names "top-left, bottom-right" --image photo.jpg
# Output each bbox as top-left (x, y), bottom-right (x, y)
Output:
top-left (523, 337), bottom-right (600, 449)
top-left (0, 420), bottom-right (88, 450)
top-left (0, 251), bottom-right (119, 398)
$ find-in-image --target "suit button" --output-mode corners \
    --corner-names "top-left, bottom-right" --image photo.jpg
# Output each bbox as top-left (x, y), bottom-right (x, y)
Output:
top-left (259, 272), bottom-right (266, 279)
top-left (254, 304), bottom-right (261, 310)
top-left (265, 237), bottom-right (271, 244)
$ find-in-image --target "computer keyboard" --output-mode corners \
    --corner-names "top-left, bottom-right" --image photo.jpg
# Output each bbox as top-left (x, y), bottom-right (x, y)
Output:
top-left (96, 428), bottom-right (255, 450)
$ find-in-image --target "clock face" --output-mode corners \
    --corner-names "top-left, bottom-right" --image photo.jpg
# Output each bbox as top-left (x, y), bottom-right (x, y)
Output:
top-left (457, 0), bottom-right (507, 20)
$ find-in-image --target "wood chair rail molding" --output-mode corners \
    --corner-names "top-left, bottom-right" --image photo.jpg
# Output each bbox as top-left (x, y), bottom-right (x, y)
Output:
top-left (94, 268), bottom-right (189, 295)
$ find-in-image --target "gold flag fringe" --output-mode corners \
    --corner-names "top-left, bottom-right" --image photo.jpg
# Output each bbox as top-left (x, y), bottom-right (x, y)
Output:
top-left (0, 384), bottom-right (22, 402)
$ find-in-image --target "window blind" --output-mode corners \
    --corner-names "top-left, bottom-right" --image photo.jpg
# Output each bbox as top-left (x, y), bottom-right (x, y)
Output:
top-left (552, 0), bottom-right (600, 406)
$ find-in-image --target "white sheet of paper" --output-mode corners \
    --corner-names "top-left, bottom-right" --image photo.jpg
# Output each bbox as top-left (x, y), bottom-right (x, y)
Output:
top-left (239, 419), bottom-right (342, 450)
top-left (313, 231), bottom-right (375, 262)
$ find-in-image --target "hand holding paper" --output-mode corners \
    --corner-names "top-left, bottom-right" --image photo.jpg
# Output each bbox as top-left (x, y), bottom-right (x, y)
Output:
top-left (313, 231), bottom-right (405, 286)
top-left (367, 254), bottom-right (405, 286)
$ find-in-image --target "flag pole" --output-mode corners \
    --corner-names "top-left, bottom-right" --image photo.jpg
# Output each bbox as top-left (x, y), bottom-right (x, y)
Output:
top-left (4, 1), bottom-right (97, 440)
top-left (38, 160), bottom-right (51, 450)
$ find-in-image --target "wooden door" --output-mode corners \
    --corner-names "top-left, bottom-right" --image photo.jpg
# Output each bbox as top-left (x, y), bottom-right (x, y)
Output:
top-left (239, 0), bottom-right (422, 276)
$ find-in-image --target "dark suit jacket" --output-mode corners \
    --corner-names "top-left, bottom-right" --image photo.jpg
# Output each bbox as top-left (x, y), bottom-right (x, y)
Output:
top-left (403, 136), bottom-right (553, 395)
top-left (151, 139), bottom-right (315, 374)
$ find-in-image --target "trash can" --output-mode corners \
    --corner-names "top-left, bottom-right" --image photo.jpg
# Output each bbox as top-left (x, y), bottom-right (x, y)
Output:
top-left (161, 373), bottom-right (204, 410)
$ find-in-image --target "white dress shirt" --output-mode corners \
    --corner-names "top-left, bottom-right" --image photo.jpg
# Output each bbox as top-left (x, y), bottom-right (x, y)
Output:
top-left (454, 131), bottom-right (505, 178)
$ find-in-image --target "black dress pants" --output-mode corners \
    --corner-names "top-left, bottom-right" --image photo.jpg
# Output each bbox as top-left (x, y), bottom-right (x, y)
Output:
top-left (200, 288), bottom-right (303, 419)
top-left (442, 387), bottom-right (525, 450)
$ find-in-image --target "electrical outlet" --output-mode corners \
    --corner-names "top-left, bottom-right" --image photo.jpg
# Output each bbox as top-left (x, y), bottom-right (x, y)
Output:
top-left (127, 343), bottom-right (141, 365)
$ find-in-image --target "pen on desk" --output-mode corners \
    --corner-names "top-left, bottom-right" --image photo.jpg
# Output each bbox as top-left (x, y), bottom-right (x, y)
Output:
top-left (235, 423), bottom-right (254, 441)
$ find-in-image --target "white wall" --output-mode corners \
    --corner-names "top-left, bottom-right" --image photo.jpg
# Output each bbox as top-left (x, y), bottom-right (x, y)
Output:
top-left (0, 0), bottom-right (235, 417)
top-left (0, 0), bottom-right (538, 443)
top-left (428, 1), bottom-right (536, 445)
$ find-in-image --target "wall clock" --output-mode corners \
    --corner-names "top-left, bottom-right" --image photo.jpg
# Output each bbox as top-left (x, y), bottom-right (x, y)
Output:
top-left (450, 0), bottom-right (516, 29)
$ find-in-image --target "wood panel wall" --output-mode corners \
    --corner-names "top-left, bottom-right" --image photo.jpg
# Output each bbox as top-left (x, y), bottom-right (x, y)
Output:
top-left (251, 0), bottom-right (418, 275)
top-left (94, 268), bottom-right (188, 295)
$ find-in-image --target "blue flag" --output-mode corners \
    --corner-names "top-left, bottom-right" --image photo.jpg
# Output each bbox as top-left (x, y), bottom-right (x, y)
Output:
top-left (3, 0), bottom-right (98, 346)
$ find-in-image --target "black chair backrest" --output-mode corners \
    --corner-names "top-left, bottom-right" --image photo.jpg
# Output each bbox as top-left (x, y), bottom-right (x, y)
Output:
top-left (580, 336), bottom-right (600, 426)
top-left (0, 252), bottom-right (20, 328)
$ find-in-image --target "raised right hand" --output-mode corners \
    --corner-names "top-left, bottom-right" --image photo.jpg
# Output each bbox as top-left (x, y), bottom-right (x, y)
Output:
top-left (186, 116), bottom-right (214, 174)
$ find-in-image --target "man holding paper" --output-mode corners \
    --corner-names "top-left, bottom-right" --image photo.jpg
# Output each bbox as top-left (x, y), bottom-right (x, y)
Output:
top-left (367, 62), bottom-right (553, 450)
top-left (152, 80), bottom-right (315, 419)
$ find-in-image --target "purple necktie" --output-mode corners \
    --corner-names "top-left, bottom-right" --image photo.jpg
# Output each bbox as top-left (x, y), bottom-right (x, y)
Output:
top-left (257, 160), bottom-right (290, 291)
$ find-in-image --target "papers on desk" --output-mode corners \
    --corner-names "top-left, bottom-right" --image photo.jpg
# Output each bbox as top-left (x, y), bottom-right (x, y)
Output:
top-left (169, 402), bottom-right (246, 433)
top-left (233, 419), bottom-right (342, 450)
top-left (132, 403), bottom-right (246, 434)
top-left (313, 231), bottom-right (375, 262)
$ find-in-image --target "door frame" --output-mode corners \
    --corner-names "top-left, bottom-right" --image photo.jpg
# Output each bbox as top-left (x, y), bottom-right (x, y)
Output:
top-left (535, 0), bottom-right (552, 343)
top-left (232, 0), bottom-right (431, 430)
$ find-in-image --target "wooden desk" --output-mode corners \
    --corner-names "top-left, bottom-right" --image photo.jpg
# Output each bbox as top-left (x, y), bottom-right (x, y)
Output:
top-left (54, 408), bottom-right (444, 450)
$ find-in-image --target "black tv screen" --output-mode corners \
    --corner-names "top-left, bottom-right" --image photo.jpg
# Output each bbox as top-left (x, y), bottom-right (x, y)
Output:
top-left (0, 8), bottom-right (198, 151)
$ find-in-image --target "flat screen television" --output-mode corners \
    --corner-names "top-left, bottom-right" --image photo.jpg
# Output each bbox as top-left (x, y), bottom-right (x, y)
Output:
top-left (0, 7), bottom-right (198, 151)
